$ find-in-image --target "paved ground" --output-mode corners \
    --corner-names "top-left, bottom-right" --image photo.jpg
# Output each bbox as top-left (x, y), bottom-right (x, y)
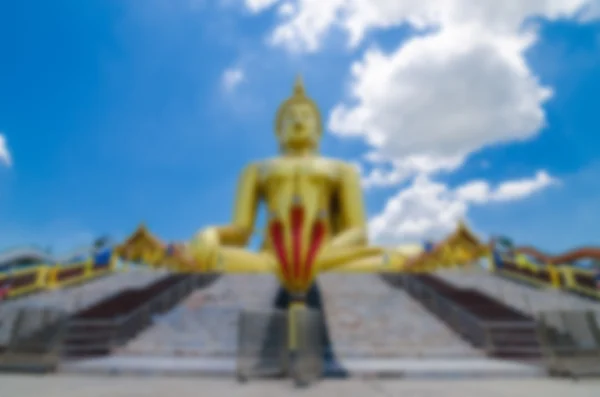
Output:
top-left (59, 356), bottom-right (545, 378)
top-left (1, 374), bottom-right (599, 397)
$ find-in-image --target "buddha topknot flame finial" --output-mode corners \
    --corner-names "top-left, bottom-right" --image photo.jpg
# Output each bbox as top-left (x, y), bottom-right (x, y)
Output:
top-left (293, 74), bottom-right (305, 96)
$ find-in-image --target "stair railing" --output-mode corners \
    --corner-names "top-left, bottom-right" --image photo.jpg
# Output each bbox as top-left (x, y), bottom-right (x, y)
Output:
top-left (62, 274), bottom-right (208, 356)
top-left (401, 275), bottom-right (541, 356)
top-left (112, 275), bottom-right (199, 345)
top-left (399, 275), bottom-right (489, 351)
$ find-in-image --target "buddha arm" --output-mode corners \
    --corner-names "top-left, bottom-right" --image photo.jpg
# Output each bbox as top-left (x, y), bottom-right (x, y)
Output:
top-left (329, 164), bottom-right (368, 248)
top-left (214, 163), bottom-right (260, 247)
top-left (189, 163), bottom-right (277, 274)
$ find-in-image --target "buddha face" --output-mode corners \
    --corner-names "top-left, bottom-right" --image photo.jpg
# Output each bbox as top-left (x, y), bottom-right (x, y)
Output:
top-left (279, 102), bottom-right (320, 151)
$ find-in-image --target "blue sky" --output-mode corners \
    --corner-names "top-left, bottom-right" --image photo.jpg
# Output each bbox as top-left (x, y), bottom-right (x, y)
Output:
top-left (0, 1), bottom-right (598, 254)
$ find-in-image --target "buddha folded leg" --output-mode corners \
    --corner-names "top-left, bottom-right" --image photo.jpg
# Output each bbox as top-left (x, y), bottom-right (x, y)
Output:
top-left (315, 246), bottom-right (385, 272)
top-left (318, 249), bottom-right (410, 273)
top-left (207, 247), bottom-right (278, 273)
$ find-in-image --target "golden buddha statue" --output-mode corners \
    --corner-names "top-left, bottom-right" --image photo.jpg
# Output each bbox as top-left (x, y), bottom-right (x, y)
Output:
top-left (186, 75), bottom-right (397, 297)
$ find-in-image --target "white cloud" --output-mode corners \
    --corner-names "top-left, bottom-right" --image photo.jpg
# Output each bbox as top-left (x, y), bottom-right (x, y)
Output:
top-left (244, 0), bottom-right (280, 13)
top-left (456, 170), bottom-right (558, 203)
top-left (221, 67), bottom-right (246, 91)
top-left (488, 170), bottom-right (558, 200)
top-left (329, 28), bottom-right (552, 166)
top-left (248, 0), bottom-right (597, 186)
top-left (277, 1), bottom-right (295, 17)
top-left (361, 153), bottom-right (464, 188)
top-left (0, 134), bottom-right (12, 167)
top-left (369, 170), bottom-right (558, 244)
top-left (264, 1), bottom-right (595, 52)
top-left (579, 1), bottom-right (600, 20)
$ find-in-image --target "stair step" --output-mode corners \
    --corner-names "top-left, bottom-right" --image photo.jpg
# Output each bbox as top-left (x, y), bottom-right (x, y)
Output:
top-left (401, 275), bottom-right (548, 359)
top-left (60, 275), bottom-right (200, 358)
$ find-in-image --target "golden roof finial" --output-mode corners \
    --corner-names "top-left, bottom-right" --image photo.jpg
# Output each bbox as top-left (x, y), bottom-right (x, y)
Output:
top-left (293, 74), bottom-right (305, 96)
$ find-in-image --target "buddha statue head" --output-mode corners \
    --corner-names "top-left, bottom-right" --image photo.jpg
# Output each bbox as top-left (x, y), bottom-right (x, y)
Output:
top-left (275, 75), bottom-right (323, 153)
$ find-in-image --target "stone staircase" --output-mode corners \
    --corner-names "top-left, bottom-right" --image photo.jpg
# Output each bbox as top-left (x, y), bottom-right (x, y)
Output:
top-left (0, 268), bottom-right (165, 347)
top-left (118, 274), bottom-right (280, 357)
top-left (434, 268), bottom-right (600, 332)
top-left (2, 268), bottom-right (166, 313)
top-left (317, 274), bottom-right (477, 358)
top-left (62, 274), bottom-right (194, 357)
top-left (408, 274), bottom-right (543, 359)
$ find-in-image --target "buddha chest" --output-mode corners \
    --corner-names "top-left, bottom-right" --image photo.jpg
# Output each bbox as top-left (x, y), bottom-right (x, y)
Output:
top-left (258, 157), bottom-right (344, 222)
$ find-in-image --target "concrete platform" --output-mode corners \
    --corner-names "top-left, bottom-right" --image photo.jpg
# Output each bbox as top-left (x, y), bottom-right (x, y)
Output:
top-left (2, 374), bottom-right (600, 397)
top-left (58, 355), bottom-right (547, 379)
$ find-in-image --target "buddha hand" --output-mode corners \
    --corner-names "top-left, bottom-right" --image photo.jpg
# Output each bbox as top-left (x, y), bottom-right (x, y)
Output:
top-left (189, 227), bottom-right (221, 271)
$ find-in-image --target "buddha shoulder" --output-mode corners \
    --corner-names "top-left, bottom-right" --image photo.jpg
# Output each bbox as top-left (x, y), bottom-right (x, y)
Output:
top-left (253, 157), bottom-right (354, 180)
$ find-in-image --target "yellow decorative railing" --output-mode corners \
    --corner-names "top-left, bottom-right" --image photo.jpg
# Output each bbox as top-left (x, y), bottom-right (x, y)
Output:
top-left (0, 252), bottom-right (118, 299)
top-left (489, 244), bottom-right (600, 300)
